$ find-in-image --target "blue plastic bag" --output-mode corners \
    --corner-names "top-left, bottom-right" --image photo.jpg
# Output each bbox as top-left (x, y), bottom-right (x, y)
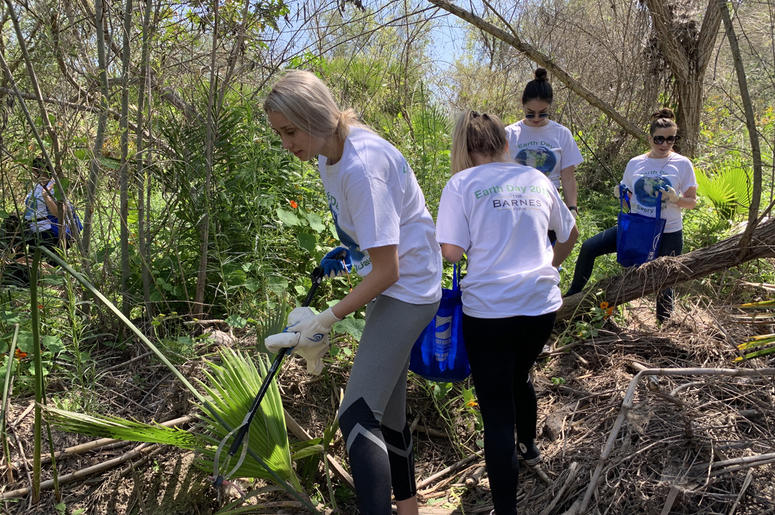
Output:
top-left (409, 264), bottom-right (470, 382)
top-left (616, 185), bottom-right (666, 267)
top-left (46, 206), bottom-right (82, 239)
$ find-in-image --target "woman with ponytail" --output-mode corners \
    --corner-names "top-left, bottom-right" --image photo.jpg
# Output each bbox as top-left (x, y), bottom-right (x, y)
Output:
top-left (565, 108), bottom-right (697, 323)
top-left (437, 110), bottom-right (578, 514)
top-left (505, 68), bottom-right (583, 227)
top-left (263, 70), bottom-right (441, 515)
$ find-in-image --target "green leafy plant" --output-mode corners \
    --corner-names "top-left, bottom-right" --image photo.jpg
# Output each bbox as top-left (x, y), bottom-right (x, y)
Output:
top-left (732, 298), bottom-right (775, 362)
top-left (695, 158), bottom-right (752, 219)
top-left (45, 348), bottom-right (302, 491)
top-left (38, 247), bottom-right (315, 510)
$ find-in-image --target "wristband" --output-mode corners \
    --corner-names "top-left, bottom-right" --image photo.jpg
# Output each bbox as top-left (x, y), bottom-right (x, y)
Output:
top-left (568, 206), bottom-right (578, 212)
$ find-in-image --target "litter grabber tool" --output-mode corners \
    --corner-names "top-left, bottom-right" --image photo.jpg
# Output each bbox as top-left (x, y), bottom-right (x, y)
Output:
top-left (212, 265), bottom-right (325, 490)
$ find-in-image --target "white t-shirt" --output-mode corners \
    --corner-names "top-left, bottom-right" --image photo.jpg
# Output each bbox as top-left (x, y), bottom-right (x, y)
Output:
top-left (24, 182), bottom-right (53, 232)
top-left (319, 127), bottom-right (442, 304)
top-left (505, 120), bottom-right (583, 189)
top-left (436, 161), bottom-right (576, 318)
top-left (621, 153), bottom-right (697, 233)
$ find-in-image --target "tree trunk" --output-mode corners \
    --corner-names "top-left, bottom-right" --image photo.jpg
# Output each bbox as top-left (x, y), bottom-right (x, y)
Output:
top-left (136, 0), bottom-right (153, 320)
top-left (193, 0), bottom-right (219, 318)
top-left (558, 219), bottom-right (775, 321)
top-left (643, 0), bottom-right (722, 158)
top-left (83, 0), bottom-right (110, 255)
top-left (119, 0), bottom-right (133, 318)
top-left (717, 0), bottom-right (763, 256)
top-left (674, 76), bottom-right (704, 158)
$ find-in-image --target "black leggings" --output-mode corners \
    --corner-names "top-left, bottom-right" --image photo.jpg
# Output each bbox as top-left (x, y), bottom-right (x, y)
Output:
top-left (462, 312), bottom-right (556, 515)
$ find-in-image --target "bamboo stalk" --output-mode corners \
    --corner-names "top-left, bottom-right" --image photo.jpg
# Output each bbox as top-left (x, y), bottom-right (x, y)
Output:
top-left (1, 324), bottom-right (20, 484)
top-left (30, 248), bottom-right (42, 503)
top-left (0, 443), bottom-right (154, 500)
top-left (4, 415), bottom-right (193, 469)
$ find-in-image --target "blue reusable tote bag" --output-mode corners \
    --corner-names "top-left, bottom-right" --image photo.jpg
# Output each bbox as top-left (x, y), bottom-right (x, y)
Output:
top-left (409, 263), bottom-right (470, 382)
top-left (616, 185), bottom-right (666, 267)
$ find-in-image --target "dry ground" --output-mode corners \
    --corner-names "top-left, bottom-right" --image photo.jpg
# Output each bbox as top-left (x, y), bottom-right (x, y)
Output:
top-left (1, 290), bottom-right (774, 514)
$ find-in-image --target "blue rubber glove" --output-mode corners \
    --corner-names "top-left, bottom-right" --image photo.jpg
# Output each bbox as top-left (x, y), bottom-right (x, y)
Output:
top-left (614, 183), bottom-right (631, 199)
top-left (320, 246), bottom-right (352, 278)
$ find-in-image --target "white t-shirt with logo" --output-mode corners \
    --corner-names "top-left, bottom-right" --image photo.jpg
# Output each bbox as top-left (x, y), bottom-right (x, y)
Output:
top-left (319, 127), bottom-right (442, 304)
top-left (505, 120), bottom-right (583, 189)
top-left (621, 153), bottom-right (697, 233)
top-left (436, 161), bottom-right (576, 318)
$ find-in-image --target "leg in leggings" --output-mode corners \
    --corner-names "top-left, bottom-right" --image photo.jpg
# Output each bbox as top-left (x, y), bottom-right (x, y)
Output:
top-left (565, 226), bottom-right (617, 296)
top-left (655, 230), bottom-right (683, 322)
top-left (338, 295), bottom-right (438, 515)
top-left (514, 313), bottom-right (556, 447)
top-left (463, 312), bottom-right (557, 515)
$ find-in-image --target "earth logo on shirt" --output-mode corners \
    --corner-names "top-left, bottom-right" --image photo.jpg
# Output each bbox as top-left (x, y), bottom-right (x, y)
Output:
top-left (329, 205), bottom-right (366, 261)
top-left (633, 176), bottom-right (672, 208)
top-left (515, 147), bottom-right (557, 176)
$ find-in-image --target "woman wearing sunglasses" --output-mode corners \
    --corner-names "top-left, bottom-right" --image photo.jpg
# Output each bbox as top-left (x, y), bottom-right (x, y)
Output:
top-left (565, 108), bottom-right (697, 323)
top-left (505, 68), bottom-right (583, 225)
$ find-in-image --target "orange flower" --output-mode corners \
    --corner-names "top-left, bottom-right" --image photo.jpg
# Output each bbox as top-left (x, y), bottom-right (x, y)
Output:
top-left (38, 304), bottom-right (44, 310)
top-left (599, 301), bottom-right (609, 310)
top-left (288, 199), bottom-right (298, 209)
top-left (14, 348), bottom-right (28, 360)
top-left (466, 399), bottom-right (479, 408)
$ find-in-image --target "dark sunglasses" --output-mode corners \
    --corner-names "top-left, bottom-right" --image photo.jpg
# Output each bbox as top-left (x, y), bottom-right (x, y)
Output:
top-left (525, 112), bottom-right (550, 119)
top-left (652, 135), bottom-right (679, 144)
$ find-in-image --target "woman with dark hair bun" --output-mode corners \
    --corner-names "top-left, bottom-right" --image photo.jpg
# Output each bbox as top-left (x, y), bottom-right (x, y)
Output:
top-left (565, 107), bottom-right (698, 323)
top-left (505, 68), bottom-right (583, 226)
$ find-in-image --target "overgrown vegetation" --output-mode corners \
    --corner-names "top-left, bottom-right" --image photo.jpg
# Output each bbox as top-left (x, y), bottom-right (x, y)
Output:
top-left (1, 0), bottom-right (774, 512)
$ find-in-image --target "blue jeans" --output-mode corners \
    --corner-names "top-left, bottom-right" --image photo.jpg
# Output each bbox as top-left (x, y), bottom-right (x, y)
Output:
top-left (566, 226), bottom-right (683, 321)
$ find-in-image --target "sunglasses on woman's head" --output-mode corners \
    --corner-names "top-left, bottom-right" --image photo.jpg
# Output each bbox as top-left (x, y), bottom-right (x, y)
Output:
top-left (525, 112), bottom-right (550, 119)
top-left (652, 135), bottom-right (679, 144)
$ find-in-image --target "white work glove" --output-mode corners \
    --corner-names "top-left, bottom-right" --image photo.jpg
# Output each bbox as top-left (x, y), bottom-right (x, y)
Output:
top-left (661, 185), bottom-right (680, 203)
top-left (264, 307), bottom-right (340, 375)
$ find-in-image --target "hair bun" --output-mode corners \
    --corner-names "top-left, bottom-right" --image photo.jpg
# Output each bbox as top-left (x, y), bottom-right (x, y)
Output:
top-left (652, 107), bottom-right (675, 121)
top-left (534, 68), bottom-right (548, 81)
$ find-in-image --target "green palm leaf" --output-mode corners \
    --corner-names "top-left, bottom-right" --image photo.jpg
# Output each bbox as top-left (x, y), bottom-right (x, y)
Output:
top-left (196, 348), bottom-right (301, 490)
top-left (45, 348), bottom-right (301, 491)
top-left (43, 407), bottom-right (205, 449)
top-left (696, 167), bottom-right (736, 218)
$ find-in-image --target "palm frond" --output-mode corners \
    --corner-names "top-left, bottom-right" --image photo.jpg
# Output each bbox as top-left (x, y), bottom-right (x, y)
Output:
top-left (44, 406), bottom-right (205, 449)
top-left (696, 167), bottom-right (736, 218)
top-left (195, 347), bottom-right (301, 490)
top-left (256, 303), bottom-right (288, 353)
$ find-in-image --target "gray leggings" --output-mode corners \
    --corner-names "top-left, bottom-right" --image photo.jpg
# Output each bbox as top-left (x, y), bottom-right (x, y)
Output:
top-left (338, 294), bottom-right (439, 514)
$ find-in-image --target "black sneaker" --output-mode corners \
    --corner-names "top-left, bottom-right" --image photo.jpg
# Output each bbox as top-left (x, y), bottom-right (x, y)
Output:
top-left (518, 441), bottom-right (542, 465)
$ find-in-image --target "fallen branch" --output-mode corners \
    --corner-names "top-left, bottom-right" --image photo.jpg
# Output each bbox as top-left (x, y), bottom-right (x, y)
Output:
top-left (558, 218), bottom-right (775, 321)
top-left (573, 367), bottom-right (775, 514)
top-left (539, 461), bottom-right (578, 515)
top-left (0, 443), bottom-right (154, 500)
top-left (416, 450), bottom-right (483, 491)
top-left (283, 410), bottom-right (354, 489)
top-left (4, 415), bottom-right (192, 470)
top-left (728, 470), bottom-right (753, 515)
